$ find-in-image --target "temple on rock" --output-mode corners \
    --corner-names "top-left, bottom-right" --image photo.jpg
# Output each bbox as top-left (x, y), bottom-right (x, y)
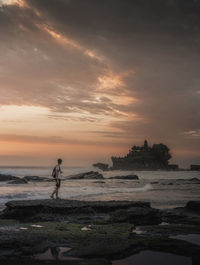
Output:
top-left (111, 140), bottom-right (178, 170)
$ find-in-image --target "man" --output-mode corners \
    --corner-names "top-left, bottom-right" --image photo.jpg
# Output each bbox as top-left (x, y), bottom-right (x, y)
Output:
top-left (51, 158), bottom-right (63, 199)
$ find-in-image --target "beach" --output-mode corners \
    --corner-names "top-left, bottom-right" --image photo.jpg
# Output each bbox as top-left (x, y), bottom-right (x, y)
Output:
top-left (0, 166), bottom-right (200, 209)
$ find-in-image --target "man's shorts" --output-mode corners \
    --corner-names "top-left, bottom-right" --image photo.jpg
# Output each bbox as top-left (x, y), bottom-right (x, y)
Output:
top-left (56, 179), bottom-right (61, 188)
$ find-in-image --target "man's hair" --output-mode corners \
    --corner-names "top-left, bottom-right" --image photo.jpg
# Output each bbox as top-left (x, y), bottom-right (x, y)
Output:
top-left (57, 158), bottom-right (62, 164)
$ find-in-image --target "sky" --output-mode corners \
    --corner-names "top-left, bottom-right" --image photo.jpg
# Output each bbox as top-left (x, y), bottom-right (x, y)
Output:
top-left (0, 0), bottom-right (200, 167)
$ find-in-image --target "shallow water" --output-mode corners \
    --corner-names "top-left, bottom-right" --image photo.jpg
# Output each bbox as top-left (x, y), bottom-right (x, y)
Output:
top-left (112, 251), bottom-right (192, 265)
top-left (0, 166), bottom-right (200, 209)
top-left (34, 247), bottom-right (82, 261)
top-left (170, 234), bottom-right (200, 246)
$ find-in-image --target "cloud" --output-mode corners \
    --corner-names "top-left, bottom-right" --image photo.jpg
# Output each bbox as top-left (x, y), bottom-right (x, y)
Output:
top-left (0, 133), bottom-right (130, 147)
top-left (183, 129), bottom-right (200, 138)
top-left (0, 0), bottom-right (200, 165)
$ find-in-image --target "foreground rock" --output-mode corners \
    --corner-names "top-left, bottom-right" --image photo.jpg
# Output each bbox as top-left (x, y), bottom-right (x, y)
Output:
top-left (109, 174), bottom-right (139, 180)
top-left (0, 259), bottom-right (111, 265)
top-left (69, 171), bottom-right (104, 180)
top-left (1, 199), bottom-right (160, 224)
top-left (0, 200), bottom-right (200, 263)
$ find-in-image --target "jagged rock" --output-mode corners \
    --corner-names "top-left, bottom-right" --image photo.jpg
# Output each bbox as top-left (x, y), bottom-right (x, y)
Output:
top-left (186, 201), bottom-right (200, 213)
top-left (8, 178), bottom-right (28, 184)
top-left (111, 206), bottom-right (161, 225)
top-left (175, 178), bottom-right (200, 184)
top-left (190, 177), bottom-right (200, 181)
top-left (69, 171), bottom-right (104, 180)
top-left (93, 163), bottom-right (109, 171)
top-left (0, 201), bottom-right (200, 263)
top-left (24, 176), bottom-right (51, 182)
top-left (0, 199), bottom-right (158, 224)
top-left (189, 177), bottom-right (200, 183)
top-left (109, 174), bottom-right (139, 180)
top-left (0, 174), bottom-right (19, 182)
top-left (190, 165), bottom-right (200, 171)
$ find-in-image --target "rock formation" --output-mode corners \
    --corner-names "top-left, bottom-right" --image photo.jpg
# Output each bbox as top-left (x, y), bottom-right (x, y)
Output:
top-left (0, 199), bottom-right (200, 263)
top-left (8, 178), bottom-right (28, 184)
top-left (190, 164), bottom-right (200, 171)
top-left (1, 199), bottom-right (160, 224)
top-left (109, 174), bottom-right (139, 180)
top-left (93, 163), bottom-right (109, 171)
top-left (111, 140), bottom-right (177, 170)
top-left (0, 174), bottom-right (19, 182)
top-left (68, 171), bottom-right (104, 179)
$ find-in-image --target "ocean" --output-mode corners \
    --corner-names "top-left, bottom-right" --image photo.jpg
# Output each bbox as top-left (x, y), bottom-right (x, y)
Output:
top-left (0, 166), bottom-right (200, 210)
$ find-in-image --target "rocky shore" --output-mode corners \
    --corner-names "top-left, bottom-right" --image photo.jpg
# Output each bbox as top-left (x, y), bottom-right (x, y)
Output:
top-left (0, 173), bottom-right (52, 184)
top-left (0, 199), bottom-right (200, 264)
top-left (0, 171), bottom-right (140, 184)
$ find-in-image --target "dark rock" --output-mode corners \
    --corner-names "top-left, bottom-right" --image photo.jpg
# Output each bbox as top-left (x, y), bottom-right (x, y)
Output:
top-left (190, 177), bottom-right (200, 181)
top-left (24, 176), bottom-right (51, 182)
top-left (69, 171), bottom-right (104, 180)
top-left (111, 207), bottom-right (161, 225)
top-left (1, 199), bottom-right (154, 223)
top-left (190, 165), bottom-right (200, 171)
top-left (189, 177), bottom-right (200, 183)
top-left (8, 178), bottom-right (28, 184)
top-left (186, 201), bottom-right (200, 213)
top-left (109, 175), bottom-right (139, 180)
top-left (93, 163), bottom-right (109, 171)
top-left (0, 258), bottom-right (112, 265)
top-left (0, 202), bottom-right (200, 263)
top-left (93, 181), bottom-right (106, 184)
top-left (175, 178), bottom-right (200, 183)
top-left (168, 164), bottom-right (179, 170)
top-left (0, 174), bottom-right (19, 182)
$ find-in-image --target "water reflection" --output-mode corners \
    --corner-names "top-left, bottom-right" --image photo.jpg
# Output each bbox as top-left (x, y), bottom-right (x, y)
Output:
top-left (34, 247), bottom-right (82, 261)
top-left (112, 251), bottom-right (192, 265)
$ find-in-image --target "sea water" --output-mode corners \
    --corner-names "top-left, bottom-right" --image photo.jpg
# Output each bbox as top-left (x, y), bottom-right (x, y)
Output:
top-left (0, 166), bottom-right (200, 210)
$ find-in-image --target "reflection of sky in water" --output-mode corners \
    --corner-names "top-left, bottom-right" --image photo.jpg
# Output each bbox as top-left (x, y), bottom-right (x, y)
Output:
top-left (112, 251), bottom-right (192, 265)
top-left (0, 167), bottom-right (200, 209)
top-left (170, 234), bottom-right (200, 246)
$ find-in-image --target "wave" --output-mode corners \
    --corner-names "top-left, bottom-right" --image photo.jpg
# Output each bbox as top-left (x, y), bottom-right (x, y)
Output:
top-left (69, 184), bottom-right (153, 200)
top-left (0, 193), bottom-right (29, 199)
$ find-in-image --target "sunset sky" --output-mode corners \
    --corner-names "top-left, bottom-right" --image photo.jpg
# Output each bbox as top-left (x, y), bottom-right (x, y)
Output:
top-left (0, 0), bottom-right (200, 167)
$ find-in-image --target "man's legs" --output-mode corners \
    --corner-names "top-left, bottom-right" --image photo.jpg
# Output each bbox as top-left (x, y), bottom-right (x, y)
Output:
top-left (51, 179), bottom-right (61, 199)
top-left (56, 180), bottom-right (61, 199)
top-left (51, 186), bottom-right (57, 198)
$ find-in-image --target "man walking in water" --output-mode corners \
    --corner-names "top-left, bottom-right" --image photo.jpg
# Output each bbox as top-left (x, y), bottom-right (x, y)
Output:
top-left (51, 158), bottom-right (63, 199)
